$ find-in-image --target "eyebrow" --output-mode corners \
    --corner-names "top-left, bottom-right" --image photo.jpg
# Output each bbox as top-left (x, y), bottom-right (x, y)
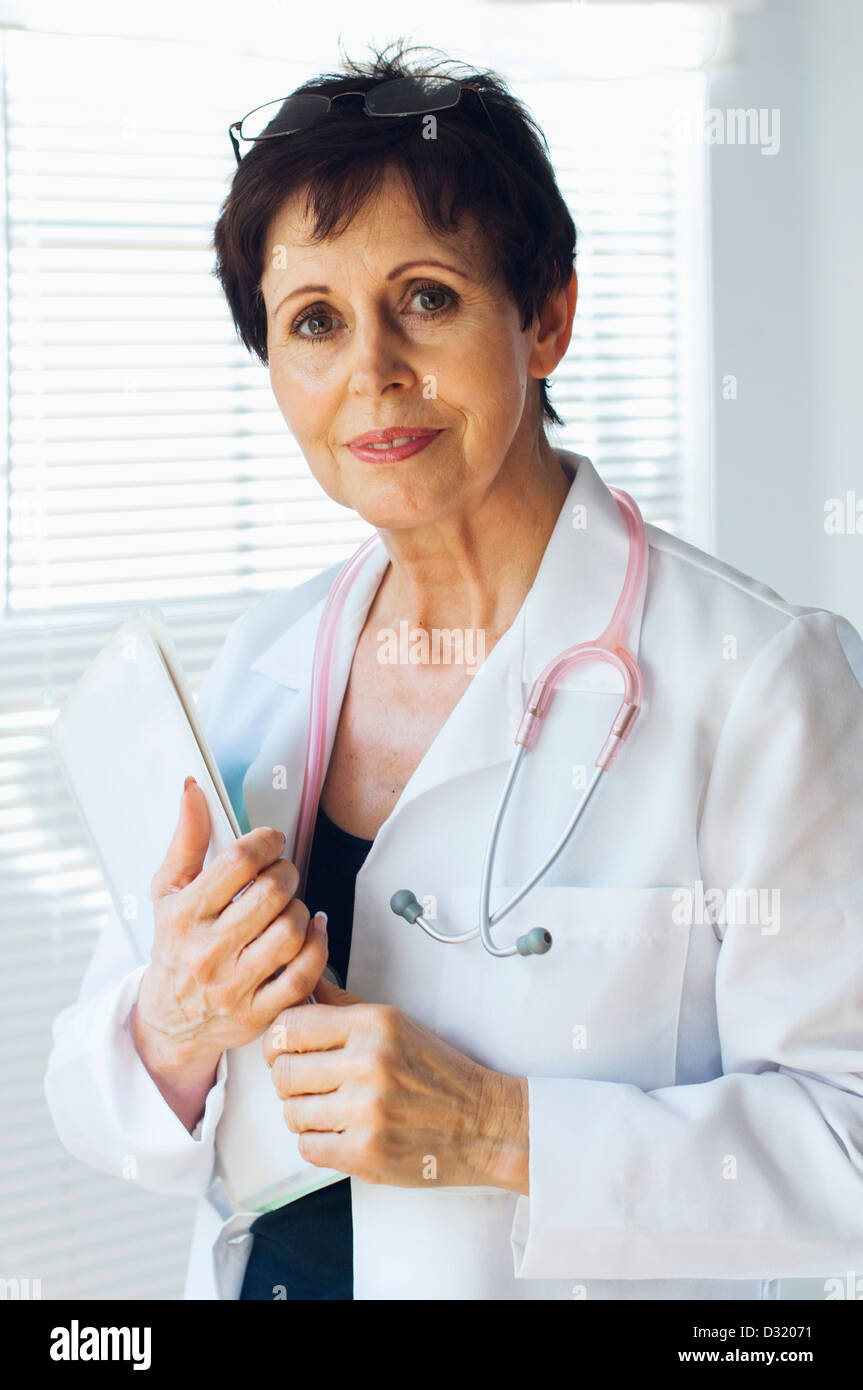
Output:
top-left (271, 258), bottom-right (472, 321)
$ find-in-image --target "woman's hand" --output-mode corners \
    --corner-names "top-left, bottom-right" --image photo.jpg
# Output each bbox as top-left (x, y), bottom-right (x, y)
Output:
top-left (132, 778), bottom-right (328, 1129)
top-left (263, 974), bottom-right (530, 1194)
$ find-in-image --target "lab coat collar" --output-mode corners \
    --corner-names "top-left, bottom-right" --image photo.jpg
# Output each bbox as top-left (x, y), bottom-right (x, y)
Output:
top-left (245, 450), bottom-right (648, 834)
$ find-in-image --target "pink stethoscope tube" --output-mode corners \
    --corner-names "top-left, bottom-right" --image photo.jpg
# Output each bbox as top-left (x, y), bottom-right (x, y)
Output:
top-left (292, 488), bottom-right (647, 922)
top-left (293, 531), bottom-right (383, 898)
top-left (515, 486), bottom-right (644, 763)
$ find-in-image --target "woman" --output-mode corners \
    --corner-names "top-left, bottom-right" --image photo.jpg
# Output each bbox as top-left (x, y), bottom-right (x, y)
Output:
top-left (45, 45), bottom-right (863, 1301)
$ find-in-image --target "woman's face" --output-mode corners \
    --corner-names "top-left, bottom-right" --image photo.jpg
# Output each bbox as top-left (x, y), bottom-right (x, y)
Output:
top-left (260, 165), bottom-right (568, 531)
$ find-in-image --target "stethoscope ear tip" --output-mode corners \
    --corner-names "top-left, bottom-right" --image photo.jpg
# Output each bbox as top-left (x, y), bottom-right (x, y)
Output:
top-left (516, 927), bottom-right (553, 956)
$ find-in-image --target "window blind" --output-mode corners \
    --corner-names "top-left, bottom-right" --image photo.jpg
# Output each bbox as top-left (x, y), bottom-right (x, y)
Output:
top-left (0, 28), bottom-right (708, 1299)
top-left (527, 72), bottom-right (710, 538)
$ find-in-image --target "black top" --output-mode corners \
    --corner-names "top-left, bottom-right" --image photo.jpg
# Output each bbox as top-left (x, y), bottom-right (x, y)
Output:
top-left (239, 803), bottom-right (374, 1301)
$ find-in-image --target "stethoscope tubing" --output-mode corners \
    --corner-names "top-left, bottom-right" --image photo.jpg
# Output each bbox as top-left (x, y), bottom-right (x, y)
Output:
top-left (295, 486), bottom-right (647, 959)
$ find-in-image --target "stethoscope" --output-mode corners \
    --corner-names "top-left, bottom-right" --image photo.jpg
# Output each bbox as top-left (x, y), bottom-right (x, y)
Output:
top-left (293, 487), bottom-right (646, 960)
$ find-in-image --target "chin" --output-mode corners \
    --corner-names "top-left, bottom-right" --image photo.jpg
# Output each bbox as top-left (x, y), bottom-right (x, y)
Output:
top-left (348, 480), bottom-right (458, 531)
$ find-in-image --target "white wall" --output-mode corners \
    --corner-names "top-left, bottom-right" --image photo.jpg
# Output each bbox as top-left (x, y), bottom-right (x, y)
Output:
top-left (709, 0), bottom-right (863, 631)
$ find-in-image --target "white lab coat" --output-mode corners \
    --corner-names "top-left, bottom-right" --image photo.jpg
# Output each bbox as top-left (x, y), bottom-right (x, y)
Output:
top-left (44, 449), bottom-right (863, 1301)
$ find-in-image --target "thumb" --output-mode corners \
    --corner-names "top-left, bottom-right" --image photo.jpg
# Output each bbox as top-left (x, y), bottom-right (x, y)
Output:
top-left (313, 972), bottom-right (365, 1007)
top-left (151, 776), bottom-right (212, 899)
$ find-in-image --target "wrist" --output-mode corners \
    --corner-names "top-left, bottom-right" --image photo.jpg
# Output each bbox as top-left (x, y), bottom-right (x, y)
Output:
top-left (131, 1001), bottom-right (220, 1088)
top-left (130, 1002), bottom-right (221, 1134)
top-left (473, 1068), bottom-right (530, 1195)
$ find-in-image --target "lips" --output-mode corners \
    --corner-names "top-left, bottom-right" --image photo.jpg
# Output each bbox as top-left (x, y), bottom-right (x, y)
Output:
top-left (347, 426), bottom-right (442, 447)
top-left (346, 427), bottom-right (444, 464)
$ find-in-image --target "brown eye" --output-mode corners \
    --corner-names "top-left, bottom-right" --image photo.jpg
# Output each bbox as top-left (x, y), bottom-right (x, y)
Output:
top-left (417, 287), bottom-right (447, 311)
top-left (296, 310), bottom-right (334, 338)
top-left (409, 284), bottom-right (454, 316)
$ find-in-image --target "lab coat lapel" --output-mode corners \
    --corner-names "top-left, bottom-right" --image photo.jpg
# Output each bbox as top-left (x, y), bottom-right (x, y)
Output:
top-left (521, 450), bottom-right (648, 688)
top-left (240, 449), bottom-right (648, 844)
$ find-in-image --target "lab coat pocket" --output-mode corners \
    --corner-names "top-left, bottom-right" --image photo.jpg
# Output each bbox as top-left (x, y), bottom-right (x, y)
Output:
top-left (433, 884), bottom-right (694, 1092)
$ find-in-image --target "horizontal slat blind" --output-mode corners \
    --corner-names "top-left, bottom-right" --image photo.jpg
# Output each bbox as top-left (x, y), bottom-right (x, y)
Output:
top-left (6, 32), bottom-right (375, 615)
top-left (0, 29), bottom-right (708, 1299)
top-left (523, 73), bottom-right (708, 531)
top-left (0, 600), bottom-right (248, 1299)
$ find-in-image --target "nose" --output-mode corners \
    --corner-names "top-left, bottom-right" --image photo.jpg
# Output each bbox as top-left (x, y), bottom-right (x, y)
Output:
top-left (347, 312), bottom-right (418, 399)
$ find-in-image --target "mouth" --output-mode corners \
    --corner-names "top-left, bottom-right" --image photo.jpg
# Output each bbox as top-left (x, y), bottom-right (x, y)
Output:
top-left (346, 427), bottom-right (444, 464)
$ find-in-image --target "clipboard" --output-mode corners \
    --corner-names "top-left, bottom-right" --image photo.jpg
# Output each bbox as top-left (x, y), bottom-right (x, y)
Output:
top-left (50, 606), bottom-right (343, 1213)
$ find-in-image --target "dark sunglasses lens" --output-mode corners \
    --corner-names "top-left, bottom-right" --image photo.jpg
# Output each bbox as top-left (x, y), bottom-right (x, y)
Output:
top-left (239, 94), bottom-right (330, 142)
top-left (366, 77), bottom-right (462, 117)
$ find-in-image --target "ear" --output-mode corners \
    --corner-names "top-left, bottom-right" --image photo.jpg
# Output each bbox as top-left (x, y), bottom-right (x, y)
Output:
top-left (528, 269), bottom-right (577, 382)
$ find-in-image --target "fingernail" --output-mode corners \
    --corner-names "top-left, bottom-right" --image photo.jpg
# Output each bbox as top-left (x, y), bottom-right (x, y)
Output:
top-left (312, 911), bottom-right (328, 936)
top-left (183, 775), bottom-right (197, 793)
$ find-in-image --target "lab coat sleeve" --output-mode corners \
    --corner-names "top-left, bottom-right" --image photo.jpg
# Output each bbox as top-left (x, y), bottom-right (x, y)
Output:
top-left (43, 932), bottom-right (228, 1195)
top-left (511, 609), bottom-right (863, 1281)
top-left (43, 604), bottom-right (255, 1196)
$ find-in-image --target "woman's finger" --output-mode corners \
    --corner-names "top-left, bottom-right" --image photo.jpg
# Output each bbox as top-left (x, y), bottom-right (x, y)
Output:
top-left (187, 828), bottom-right (293, 923)
top-left (262, 990), bottom-right (357, 1061)
top-left (212, 856), bottom-right (302, 954)
top-left (281, 1091), bottom-right (346, 1134)
top-left (236, 895), bottom-right (309, 985)
top-left (293, 1130), bottom-right (346, 1172)
top-left (270, 1047), bottom-right (343, 1100)
top-left (253, 915), bottom-right (330, 1018)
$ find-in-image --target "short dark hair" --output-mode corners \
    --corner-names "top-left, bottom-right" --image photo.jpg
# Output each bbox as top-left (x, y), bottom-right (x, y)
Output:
top-left (212, 40), bottom-right (576, 430)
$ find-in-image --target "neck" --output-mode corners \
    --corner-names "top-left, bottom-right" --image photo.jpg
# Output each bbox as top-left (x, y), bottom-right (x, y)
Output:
top-left (372, 438), bottom-right (572, 642)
